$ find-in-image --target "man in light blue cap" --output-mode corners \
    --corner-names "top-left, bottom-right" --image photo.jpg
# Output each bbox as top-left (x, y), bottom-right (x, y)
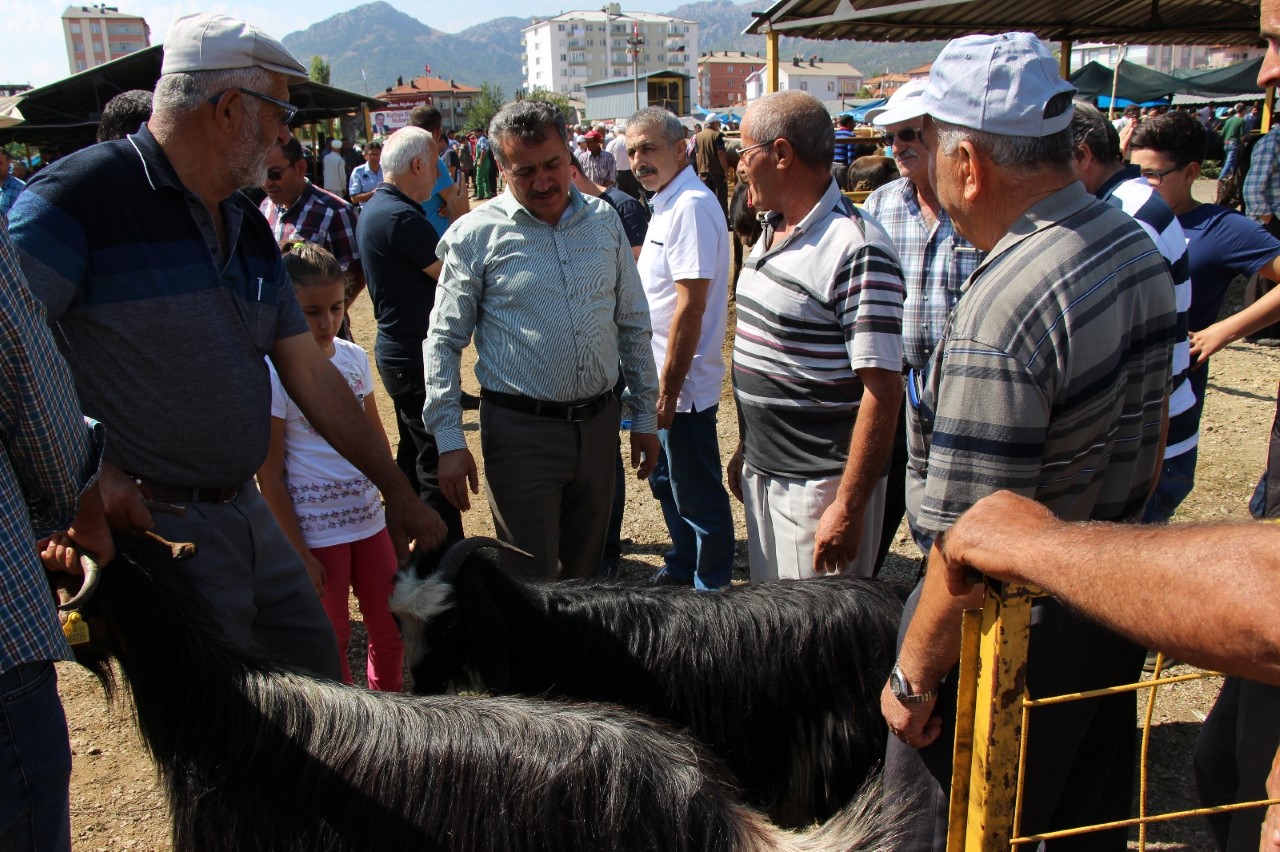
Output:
top-left (879, 32), bottom-right (1177, 849)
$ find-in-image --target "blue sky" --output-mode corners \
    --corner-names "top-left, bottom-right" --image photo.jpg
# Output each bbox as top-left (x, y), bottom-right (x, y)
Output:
top-left (6, 0), bottom-right (692, 87)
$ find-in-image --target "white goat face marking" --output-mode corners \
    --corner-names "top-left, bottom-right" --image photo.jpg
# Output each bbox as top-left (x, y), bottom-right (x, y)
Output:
top-left (388, 574), bottom-right (456, 675)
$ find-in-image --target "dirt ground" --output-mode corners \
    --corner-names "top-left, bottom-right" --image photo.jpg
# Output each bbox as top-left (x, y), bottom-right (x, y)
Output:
top-left (57, 178), bottom-right (1274, 849)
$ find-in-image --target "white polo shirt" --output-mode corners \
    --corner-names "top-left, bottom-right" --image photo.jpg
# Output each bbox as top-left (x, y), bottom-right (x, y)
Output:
top-left (637, 165), bottom-right (729, 413)
top-left (607, 133), bottom-right (631, 172)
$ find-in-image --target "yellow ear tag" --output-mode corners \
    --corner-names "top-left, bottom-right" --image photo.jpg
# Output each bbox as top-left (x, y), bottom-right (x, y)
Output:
top-left (62, 611), bottom-right (90, 646)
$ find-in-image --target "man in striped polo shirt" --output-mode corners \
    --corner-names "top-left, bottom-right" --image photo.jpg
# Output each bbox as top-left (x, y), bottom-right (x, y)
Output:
top-left (880, 33), bottom-right (1176, 849)
top-left (727, 90), bottom-right (905, 583)
top-left (1070, 101), bottom-right (1196, 525)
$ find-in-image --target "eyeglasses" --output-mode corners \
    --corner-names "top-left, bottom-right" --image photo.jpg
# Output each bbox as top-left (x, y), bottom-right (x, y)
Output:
top-left (1140, 164), bottom-right (1184, 185)
top-left (737, 138), bottom-right (776, 167)
top-left (884, 127), bottom-right (922, 145)
top-left (208, 87), bottom-right (299, 126)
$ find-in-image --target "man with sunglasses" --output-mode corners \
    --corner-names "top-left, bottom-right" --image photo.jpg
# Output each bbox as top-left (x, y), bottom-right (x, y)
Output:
top-left (865, 78), bottom-right (982, 572)
top-left (8, 13), bottom-right (447, 681)
top-left (728, 90), bottom-right (905, 583)
top-left (260, 136), bottom-right (364, 300)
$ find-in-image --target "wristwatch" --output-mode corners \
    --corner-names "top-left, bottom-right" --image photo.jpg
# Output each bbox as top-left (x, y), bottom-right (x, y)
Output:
top-left (889, 664), bottom-right (937, 705)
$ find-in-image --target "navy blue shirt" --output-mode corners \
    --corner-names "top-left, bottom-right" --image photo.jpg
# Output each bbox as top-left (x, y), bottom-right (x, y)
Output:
top-left (357, 182), bottom-right (441, 364)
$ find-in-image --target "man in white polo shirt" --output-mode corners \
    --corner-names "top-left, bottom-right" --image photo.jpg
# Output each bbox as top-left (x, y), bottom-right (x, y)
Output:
top-left (626, 106), bottom-right (734, 590)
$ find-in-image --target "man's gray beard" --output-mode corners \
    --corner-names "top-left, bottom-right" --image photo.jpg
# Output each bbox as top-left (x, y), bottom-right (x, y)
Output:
top-left (228, 109), bottom-right (271, 190)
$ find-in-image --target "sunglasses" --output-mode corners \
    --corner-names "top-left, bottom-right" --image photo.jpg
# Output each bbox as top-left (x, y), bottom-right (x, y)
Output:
top-left (208, 87), bottom-right (299, 126)
top-left (265, 160), bottom-right (301, 182)
top-left (884, 127), bottom-right (922, 145)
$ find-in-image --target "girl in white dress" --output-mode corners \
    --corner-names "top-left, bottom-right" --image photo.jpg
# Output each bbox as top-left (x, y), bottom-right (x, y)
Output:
top-left (257, 241), bottom-right (403, 690)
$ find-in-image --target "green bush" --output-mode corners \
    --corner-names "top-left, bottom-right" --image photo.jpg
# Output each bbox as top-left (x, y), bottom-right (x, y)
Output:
top-left (1200, 160), bottom-right (1222, 180)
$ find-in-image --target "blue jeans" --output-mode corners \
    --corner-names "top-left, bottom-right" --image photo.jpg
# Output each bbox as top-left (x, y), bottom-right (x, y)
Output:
top-left (1141, 445), bottom-right (1198, 524)
top-left (0, 661), bottom-right (72, 852)
top-left (648, 405), bottom-right (735, 590)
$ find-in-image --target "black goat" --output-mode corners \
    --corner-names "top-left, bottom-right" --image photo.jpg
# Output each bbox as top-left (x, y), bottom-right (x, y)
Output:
top-left (67, 541), bottom-right (900, 852)
top-left (391, 539), bottom-right (904, 828)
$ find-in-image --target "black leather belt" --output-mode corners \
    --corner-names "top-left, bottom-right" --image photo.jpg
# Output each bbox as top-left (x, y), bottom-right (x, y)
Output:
top-left (136, 478), bottom-right (240, 503)
top-left (480, 389), bottom-right (612, 422)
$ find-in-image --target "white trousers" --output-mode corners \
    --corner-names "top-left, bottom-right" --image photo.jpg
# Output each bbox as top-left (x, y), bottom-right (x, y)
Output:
top-left (742, 462), bottom-right (886, 583)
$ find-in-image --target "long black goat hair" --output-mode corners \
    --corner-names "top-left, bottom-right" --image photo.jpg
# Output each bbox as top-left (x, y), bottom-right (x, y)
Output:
top-left (70, 541), bottom-right (900, 852)
top-left (393, 548), bottom-right (905, 828)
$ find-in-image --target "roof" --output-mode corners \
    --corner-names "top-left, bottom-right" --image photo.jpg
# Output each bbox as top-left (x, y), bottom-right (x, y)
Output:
top-left (779, 60), bottom-right (863, 76)
top-left (905, 62), bottom-right (933, 75)
top-left (380, 76), bottom-right (481, 98)
top-left (62, 4), bottom-right (144, 19)
top-left (524, 9), bottom-right (696, 30)
top-left (743, 0), bottom-right (1263, 46)
top-left (583, 70), bottom-right (693, 89)
top-left (697, 53), bottom-right (767, 65)
top-left (865, 72), bottom-right (909, 84)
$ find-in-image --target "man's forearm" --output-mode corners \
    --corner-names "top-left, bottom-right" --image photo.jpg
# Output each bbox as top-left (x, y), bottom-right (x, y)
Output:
top-left (660, 295), bottom-right (706, 402)
top-left (833, 369), bottom-right (902, 515)
top-left (943, 493), bottom-right (1280, 685)
top-left (899, 553), bottom-right (983, 690)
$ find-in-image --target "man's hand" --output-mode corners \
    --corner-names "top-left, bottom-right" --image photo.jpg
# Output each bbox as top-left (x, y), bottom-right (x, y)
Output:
top-left (813, 500), bottom-right (863, 574)
top-left (439, 448), bottom-right (479, 511)
top-left (40, 483), bottom-right (116, 574)
top-left (99, 461), bottom-right (153, 534)
top-left (656, 392), bottom-right (678, 431)
top-left (726, 443), bottom-right (745, 503)
top-left (938, 491), bottom-right (1058, 589)
top-left (630, 432), bottom-right (660, 480)
top-left (382, 489), bottom-right (448, 566)
top-left (880, 680), bottom-right (944, 750)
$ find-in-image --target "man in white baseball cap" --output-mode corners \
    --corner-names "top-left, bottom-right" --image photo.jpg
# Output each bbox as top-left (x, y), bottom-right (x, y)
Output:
top-left (862, 76), bottom-right (982, 575)
top-left (879, 32), bottom-right (1178, 849)
top-left (9, 13), bottom-right (447, 683)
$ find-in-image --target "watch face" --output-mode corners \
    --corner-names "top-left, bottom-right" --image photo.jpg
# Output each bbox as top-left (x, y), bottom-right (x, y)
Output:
top-left (890, 668), bottom-right (908, 697)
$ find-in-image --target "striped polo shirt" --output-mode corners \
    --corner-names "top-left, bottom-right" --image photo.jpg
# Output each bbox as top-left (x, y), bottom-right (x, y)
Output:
top-left (9, 126), bottom-right (306, 487)
top-left (1097, 170), bottom-right (1196, 458)
top-left (733, 180), bottom-right (905, 479)
top-left (906, 181), bottom-right (1177, 544)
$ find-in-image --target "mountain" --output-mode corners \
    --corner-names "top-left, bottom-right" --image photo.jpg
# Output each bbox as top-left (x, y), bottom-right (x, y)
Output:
top-left (282, 3), bottom-right (526, 99)
top-left (283, 0), bottom-right (943, 100)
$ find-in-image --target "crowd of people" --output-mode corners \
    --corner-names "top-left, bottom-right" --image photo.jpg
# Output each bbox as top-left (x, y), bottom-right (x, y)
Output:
top-left (4, 6), bottom-right (1280, 851)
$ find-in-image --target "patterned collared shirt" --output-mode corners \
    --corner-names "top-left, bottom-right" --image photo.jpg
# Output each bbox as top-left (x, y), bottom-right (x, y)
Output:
top-left (0, 218), bottom-right (104, 671)
top-left (0, 175), bottom-right (25, 218)
top-left (1244, 126), bottom-right (1280, 221)
top-left (259, 181), bottom-right (360, 271)
top-left (863, 177), bottom-right (983, 371)
top-left (423, 187), bottom-right (659, 453)
top-left (906, 182), bottom-right (1176, 547)
top-left (576, 149), bottom-right (617, 186)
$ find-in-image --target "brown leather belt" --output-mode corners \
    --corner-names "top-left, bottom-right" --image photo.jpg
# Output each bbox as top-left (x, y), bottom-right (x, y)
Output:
top-left (480, 389), bottom-right (612, 422)
top-left (136, 478), bottom-right (240, 503)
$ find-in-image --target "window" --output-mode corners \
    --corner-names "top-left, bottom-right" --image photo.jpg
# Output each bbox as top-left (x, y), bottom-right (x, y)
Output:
top-left (727, 65), bottom-right (733, 72)
top-left (90, 22), bottom-right (100, 33)
top-left (573, 83), bottom-right (582, 92)
top-left (69, 22), bottom-right (81, 33)
top-left (557, 23), bottom-right (565, 30)
top-left (111, 42), bottom-right (136, 52)
top-left (108, 23), bottom-right (137, 34)
top-left (799, 81), bottom-right (808, 91)
top-left (73, 40), bottom-right (83, 52)
top-left (827, 81), bottom-right (834, 91)
top-left (93, 41), bottom-right (103, 53)
top-left (560, 54), bottom-right (567, 61)
top-left (76, 59), bottom-right (86, 70)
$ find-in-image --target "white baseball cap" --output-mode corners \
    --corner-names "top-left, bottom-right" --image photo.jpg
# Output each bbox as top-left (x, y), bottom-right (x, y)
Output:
top-left (868, 79), bottom-right (928, 127)
top-left (922, 32), bottom-right (1076, 137)
top-left (162, 13), bottom-right (306, 79)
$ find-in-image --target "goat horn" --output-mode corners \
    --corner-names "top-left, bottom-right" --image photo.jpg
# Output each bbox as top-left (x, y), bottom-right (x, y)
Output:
top-left (437, 536), bottom-right (533, 583)
top-left (57, 553), bottom-right (101, 612)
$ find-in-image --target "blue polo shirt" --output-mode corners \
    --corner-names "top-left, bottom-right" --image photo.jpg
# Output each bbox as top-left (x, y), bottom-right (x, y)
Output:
top-left (9, 125), bottom-right (306, 487)
top-left (421, 156), bottom-right (455, 237)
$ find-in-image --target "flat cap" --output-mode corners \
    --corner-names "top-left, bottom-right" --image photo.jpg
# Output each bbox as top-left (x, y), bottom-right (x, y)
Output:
top-left (162, 13), bottom-right (306, 78)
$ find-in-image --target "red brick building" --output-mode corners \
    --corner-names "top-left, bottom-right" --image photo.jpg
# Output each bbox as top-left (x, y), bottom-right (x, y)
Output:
top-left (697, 50), bottom-right (765, 108)
top-left (376, 75), bottom-right (482, 133)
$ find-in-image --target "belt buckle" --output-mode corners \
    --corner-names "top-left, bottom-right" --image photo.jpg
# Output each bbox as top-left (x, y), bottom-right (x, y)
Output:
top-left (566, 401), bottom-right (586, 421)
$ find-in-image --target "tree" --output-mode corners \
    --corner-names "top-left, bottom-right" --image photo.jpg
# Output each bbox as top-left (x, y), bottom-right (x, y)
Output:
top-left (309, 56), bottom-right (330, 85)
top-left (526, 87), bottom-right (572, 118)
top-left (463, 82), bottom-right (504, 133)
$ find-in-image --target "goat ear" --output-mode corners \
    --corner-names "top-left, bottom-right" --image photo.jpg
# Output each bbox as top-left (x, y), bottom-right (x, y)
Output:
top-left (461, 578), bottom-right (512, 693)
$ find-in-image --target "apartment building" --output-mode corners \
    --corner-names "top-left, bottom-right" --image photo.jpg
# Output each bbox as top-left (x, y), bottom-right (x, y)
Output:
top-left (62, 4), bottom-right (149, 74)
top-left (744, 56), bottom-right (863, 104)
top-left (1070, 42), bottom-right (1263, 74)
top-left (521, 3), bottom-right (698, 97)
top-left (697, 51), bottom-right (765, 107)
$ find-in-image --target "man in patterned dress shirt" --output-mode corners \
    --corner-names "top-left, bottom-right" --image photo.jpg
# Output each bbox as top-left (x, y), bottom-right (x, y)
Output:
top-left (424, 101), bottom-right (660, 580)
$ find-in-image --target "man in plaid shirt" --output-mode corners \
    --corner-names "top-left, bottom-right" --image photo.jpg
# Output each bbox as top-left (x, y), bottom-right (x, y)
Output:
top-left (0, 218), bottom-right (112, 852)
top-left (260, 137), bottom-right (365, 297)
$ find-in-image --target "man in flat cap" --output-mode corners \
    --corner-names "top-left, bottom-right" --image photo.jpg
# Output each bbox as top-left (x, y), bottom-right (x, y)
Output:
top-left (879, 32), bottom-right (1176, 848)
top-left (9, 13), bottom-right (446, 680)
